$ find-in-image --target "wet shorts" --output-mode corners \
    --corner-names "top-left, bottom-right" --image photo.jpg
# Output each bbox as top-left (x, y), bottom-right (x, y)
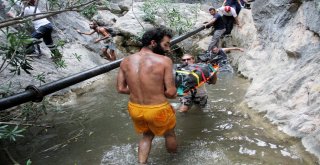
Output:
top-left (128, 101), bottom-right (176, 136)
top-left (104, 39), bottom-right (116, 50)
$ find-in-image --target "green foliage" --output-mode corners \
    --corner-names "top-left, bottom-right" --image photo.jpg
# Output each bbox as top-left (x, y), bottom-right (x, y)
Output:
top-left (0, 82), bottom-right (15, 98)
top-left (34, 72), bottom-right (46, 85)
top-left (141, 0), bottom-right (200, 35)
top-left (81, 3), bottom-right (97, 19)
top-left (0, 125), bottom-right (25, 141)
top-left (131, 31), bottom-right (145, 44)
top-left (141, 1), bottom-right (158, 23)
top-left (51, 39), bottom-right (66, 68)
top-left (72, 53), bottom-right (82, 62)
top-left (47, 0), bottom-right (60, 10)
top-left (53, 59), bottom-right (67, 68)
top-left (166, 8), bottom-right (193, 35)
top-left (55, 39), bottom-right (66, 48)
top-left (26, 159), bottom-right (32, 165)
top-left (101, 0), bottom-right (111, 9)
top-left (0, 27), bottom-right (35, 75)
top-left (21, 98), bottom-right (49, 121)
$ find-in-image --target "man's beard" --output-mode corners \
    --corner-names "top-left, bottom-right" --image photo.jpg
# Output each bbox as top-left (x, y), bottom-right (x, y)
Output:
top-left (152, 43), bottom-right (167, 55)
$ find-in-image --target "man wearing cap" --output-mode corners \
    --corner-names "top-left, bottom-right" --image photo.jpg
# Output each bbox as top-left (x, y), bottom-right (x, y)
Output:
top-left (223, 0), bottom-right (242, 14)
top-left (217, 6), bottom-right (240, 35)
top-left (204, 7), bottom-right (226, 51)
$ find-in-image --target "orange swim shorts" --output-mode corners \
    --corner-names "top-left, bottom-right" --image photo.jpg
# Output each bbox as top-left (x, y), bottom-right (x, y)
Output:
top-left (128, 101), bottom-right (176, 136)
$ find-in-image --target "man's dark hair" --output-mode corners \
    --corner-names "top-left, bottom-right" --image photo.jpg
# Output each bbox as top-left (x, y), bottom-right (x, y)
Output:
top-left (91, 20), bottom-right (99, 26)
top-left (209, 7), bottom-right (216, 12)
top-left (141, 27), bottom-right (173, 47)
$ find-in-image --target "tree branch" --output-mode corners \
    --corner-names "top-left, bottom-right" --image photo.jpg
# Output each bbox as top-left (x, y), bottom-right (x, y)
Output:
top-left (0, 0), bottom-right (96, 29)
top-left (0, 122), bottom-right (53, 128)
top-left (34, 0), bottom-right (40, 14)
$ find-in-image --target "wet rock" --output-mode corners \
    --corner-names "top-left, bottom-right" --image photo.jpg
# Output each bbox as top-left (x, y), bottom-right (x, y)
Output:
top-left (285, 50), bottom-right (301, 59)
top-left (229, 0), bottom-right (320, 159)
top-left (92, 10), bottom-right (119, 26)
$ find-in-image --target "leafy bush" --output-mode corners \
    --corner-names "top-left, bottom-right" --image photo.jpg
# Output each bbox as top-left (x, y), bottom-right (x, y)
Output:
top-left (141, 0), bottom-right (200, 35)
top-left (81, 3), bottom-right (97, 19)
top-left (0, 125), bottom-right (25, 141)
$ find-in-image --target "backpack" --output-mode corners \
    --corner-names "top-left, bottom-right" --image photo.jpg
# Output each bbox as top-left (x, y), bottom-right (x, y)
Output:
top-left (104, 27), bottom-right (117, 37)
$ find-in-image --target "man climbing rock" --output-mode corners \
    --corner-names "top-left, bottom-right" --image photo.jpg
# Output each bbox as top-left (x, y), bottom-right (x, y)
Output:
top-left (217, 6), bottom-right (241, 36)
top-left (7, 0), bottom-right (62, 59)
top-left (77, 21), bottom-right (116, 61)
top-left (204, 7), bottom-right (226, 51)
top-left (223, 0), bottom-right (243, 14)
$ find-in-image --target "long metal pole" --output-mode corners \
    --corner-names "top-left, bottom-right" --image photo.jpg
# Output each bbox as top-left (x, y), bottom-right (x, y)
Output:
top-left (0, 25), bottom-right (206, 111)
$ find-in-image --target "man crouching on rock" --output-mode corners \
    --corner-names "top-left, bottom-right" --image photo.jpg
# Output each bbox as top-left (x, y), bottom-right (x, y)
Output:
top-left (77, 20), bottom-right (116, 61)
top-left (117, 27), bottom-right (177, 164)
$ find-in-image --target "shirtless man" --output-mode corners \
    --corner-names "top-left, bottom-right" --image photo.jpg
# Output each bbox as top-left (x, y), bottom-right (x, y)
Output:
top-left (117, 27), bottom-right (177, 164)
top-left (77, 21), bottom-right (116, 61)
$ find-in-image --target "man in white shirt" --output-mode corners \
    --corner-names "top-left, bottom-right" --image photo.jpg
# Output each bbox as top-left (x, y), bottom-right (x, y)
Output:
top-left (7, 0), bottom-right (61, 58)
top-left (217, 6), bottom-right (240, 35)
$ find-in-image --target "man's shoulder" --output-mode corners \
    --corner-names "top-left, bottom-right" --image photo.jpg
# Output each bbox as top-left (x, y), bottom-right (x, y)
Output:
top-left (213, 13), bottom-right (222, 18)
top-left (154, 54), bottom-right (172, 64)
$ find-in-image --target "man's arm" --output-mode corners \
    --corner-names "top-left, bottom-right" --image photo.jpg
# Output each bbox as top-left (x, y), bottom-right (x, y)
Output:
top-left (222, 47), bottom-right (244, 53)
top-left (231, 8), bottom-right (240, 26)
top-left (117, 62), bottom-right (130, 95)
top-left (208, 73), bottom-right (218, 85)
top-left (163, 57), bottom-right (177, 99)
top-left (204, 17), bottom-right (217, 28)
top-left (222, 0), bottom-right (226, 6)
top-left (76, 29), bottom-right (95, 35)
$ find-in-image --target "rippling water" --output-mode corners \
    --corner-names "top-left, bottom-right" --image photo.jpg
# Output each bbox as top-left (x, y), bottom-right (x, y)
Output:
top-left (9, 70), bottom-right (318, 164)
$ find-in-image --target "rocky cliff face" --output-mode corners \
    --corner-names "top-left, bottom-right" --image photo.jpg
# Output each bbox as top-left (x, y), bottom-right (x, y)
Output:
top-left (230, 0), bottom-right (320, 158)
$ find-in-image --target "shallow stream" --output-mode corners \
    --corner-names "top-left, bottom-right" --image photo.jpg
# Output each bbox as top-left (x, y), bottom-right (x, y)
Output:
top-left (8, 70), bottom-right (318, 164)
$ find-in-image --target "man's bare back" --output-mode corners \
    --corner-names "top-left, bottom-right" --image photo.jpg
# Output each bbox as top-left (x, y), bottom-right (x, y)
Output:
top-left (117, 47), bottom-right (176, 105)
top-left (117, 27), bottom-right (177, 164)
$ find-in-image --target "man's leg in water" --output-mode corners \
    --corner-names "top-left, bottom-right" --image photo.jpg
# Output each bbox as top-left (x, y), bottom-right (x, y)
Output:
top-left (164, 129), bottom-right (177, 153)
top-left (179, 96), bottom-right (193, 112)
top-left (138, 131), bottom-right (155, 164)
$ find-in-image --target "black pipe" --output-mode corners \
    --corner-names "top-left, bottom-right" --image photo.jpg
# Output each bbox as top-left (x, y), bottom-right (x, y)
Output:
top-left (170, 26), bottom-right (205, 45)
top-left (0, 59), bottom-right (122, 110)
top-left (0, 25), bottom-right (206, 111)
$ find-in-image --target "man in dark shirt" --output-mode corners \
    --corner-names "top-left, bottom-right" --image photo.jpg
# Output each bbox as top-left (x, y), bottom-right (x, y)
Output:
top-left (211, 46), bottom-right (244, 72)
top-left (204, 7), bottom-right (226, 51)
